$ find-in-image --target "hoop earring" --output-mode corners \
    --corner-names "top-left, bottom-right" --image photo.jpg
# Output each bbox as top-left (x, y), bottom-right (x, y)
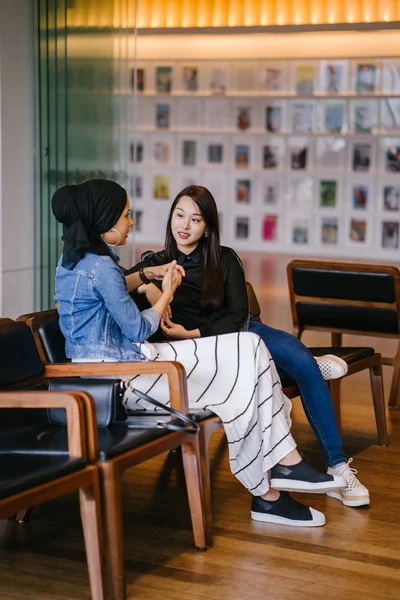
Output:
top-left (105, 228), bottom-right (121, 247)
top-left (204, 230), bottom-right (209, 238)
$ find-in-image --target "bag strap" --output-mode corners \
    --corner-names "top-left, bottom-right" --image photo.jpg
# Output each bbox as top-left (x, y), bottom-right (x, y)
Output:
top-left (126, 387), bottom-right (200, 435)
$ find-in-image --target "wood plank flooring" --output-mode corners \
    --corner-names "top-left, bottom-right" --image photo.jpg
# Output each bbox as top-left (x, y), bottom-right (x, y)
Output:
top-left (1, 253), bottom-right (400, 600)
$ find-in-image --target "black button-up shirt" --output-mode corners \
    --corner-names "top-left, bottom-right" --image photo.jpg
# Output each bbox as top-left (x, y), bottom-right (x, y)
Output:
top-left (128, 244), bottom-right (249, 337)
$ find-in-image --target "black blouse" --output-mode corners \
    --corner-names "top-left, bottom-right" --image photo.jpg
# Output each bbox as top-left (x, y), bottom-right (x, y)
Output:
top-left (127, 245), bottom-right (249, 337)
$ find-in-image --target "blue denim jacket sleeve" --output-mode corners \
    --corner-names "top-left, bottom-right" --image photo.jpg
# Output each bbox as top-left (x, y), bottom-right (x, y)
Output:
top-left (93, 257), bottom-right (160, 342)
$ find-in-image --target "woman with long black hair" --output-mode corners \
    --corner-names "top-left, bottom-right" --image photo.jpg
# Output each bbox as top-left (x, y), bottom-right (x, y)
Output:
top-left (53, 179), bottom-right (345, 529)
top-left (130, 185), bottom-right (369, 509)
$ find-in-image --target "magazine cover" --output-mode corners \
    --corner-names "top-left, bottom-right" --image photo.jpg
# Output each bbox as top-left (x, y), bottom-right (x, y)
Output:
top-left (236, 106), bottom-right (251, 131)
top-left (154, 142), bottom-right (170, 165)
top-left (355, 64), bottom-right (376, 94)
top-left (381, 98), bottom-right (400, 131)
top-left (210, 68), bottom-right (228, 95)
top-left (320, 180), bottom-right (337, 207)
top-left (130, 68), bottom-right (144, 92)
top-left (263, 180), bottom-right (280, 205)
top-left (383, 186), bottom-right (400, 211)
top-left (292, 102), bottom-right (314, 132)
top-left (153, 175), bottom-right (170, 199)
top-left (350, 218), bottom-right (367, 242)
top-left (353, 143), bottom-right (371, 172)
top-left (156, 103), bottom-right (170, 128)
top-left (324, 103), bottom-right (344, 133)
top-left (235, 216), bottom-right (249, 239)
top-left (231, 66), bottom-right (257, 92)
top-left (236, 180), bottom-right (251, 203)
top-left (262, 215), bottom-right (278, 241)
top-left (295, 65), bottom-right (315, 94)
top-left (264, 67), bottom-right (284, 91)
top-left (352, 185), bottom-right (369, 210)
top-left (290, 144), bottom-right (308, 170)
top-left (289, 176), bottom-right (313, 210)
top-left (129, 141), bottom-right (144, 163)
top-left (321, 218), bottom-right (338, 244)
top-left (129, 175), bottom-right (143, 199)
top-left (235, 145), bottom-right (250, 168)
top-left (177, 99), bottom-right (202, 129)
top-left (205, 98), bottom-right (229, 129)
top-left (292, 219), bottom-right (309, 244)
top-left (182, 67), bottom-right (198, 92)
top-left (263, 145), bottom-right (279, 169)
top-left (265, 105), bottom-right (282, 132)
top-left (382, 221), bottom-right (400, 249)
top-left (316, 137), bottom-right (346, 169)
top-left (135, 210), bottom-right (143, 233)
top-left (385, 144), bottom-right (400, 172)
top-left (382, 59), bottom-right (400, 93)
top-left (207, 144), bottom-right (224, 164)
top-left (353, 103), bottom-right (377, 133)
top-left (156, 66), bottom-right (172, 93)
top-left (182, 140), bottom-right (197, 166)
top-left (324, 63), bottom-right (344, 93)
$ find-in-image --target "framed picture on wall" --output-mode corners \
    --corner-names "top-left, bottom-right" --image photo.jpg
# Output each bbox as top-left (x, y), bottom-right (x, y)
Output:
top-left (319, 100), bottom-right (347, 134)
top-left (208, 63), bottom-right (229, 95)
top-left (182, 66), bottom-right (198, 92)
top-left (288, 176), bottom-right (313, 211)
top-left (259, 136), bottom-right (285, 171)
top-left (352, 142), bottom-right (372, 172)
top-left (380, 98), bottom-right (400, 132)
top-left (262, 178), bottom-right (282, 206)
top-left (235, 179), bottom-right (252, 204)
top-left (351, 184), bottom-right (369, 211)
top-left (177, 98), bottom-right (203, 129)
top-left (319, 180), bottom-right (337, 208)
top-left (288, 136), bottom-right (311, 171)
top-left (264, 101), bottom-right (286, 132)
top-left (153, 174), bottom-right (170, 199)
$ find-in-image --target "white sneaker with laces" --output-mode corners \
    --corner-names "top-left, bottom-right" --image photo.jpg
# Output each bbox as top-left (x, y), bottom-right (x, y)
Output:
top-left (326, 458), bottom-right (370, 507)
top-left (315, 354), bottom-right (348, 380)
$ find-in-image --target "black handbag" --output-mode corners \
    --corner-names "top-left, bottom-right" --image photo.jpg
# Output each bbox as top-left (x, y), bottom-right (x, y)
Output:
top-left (48, 377), bottom-right (199, 434)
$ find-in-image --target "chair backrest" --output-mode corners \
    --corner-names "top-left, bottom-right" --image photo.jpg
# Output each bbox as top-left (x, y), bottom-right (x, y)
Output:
top-left (0, 319), bottom-right (44, 387)
top-left (18, 309), bottom-right (69, 363)
top-left (287, 260), bottom-right (400, 338)
top-left (246, 280), bottom-right (261, 320)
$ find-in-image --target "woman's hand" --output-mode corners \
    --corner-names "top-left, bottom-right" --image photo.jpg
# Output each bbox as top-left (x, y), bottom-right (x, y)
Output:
top-left (145, 261), bottom-right (185, 281)
top-left (162, 261), bottom-right (182, 298)
top-left (161, 315), bottom-right (200, 340)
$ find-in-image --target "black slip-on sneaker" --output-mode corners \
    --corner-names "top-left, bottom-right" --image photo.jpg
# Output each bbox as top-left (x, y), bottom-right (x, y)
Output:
top-left (270, 458), bottom-right (346, 493)
top-left (251, 492), bottom-right (326, 527)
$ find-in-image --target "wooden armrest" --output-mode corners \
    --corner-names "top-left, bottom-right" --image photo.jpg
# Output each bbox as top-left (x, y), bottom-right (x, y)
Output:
top-left (0, 391), bottom-right (96, 461)
top-left (43, 360), bottom-right (189, 414)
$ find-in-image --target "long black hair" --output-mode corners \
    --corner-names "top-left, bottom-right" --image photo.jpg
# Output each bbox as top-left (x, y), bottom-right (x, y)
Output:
top-left (165, 186), bottom-right (224, 311)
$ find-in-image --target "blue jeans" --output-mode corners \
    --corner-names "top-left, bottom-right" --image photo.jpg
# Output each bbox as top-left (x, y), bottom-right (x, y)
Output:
top-left (248, 316), bottom-right (345, 467)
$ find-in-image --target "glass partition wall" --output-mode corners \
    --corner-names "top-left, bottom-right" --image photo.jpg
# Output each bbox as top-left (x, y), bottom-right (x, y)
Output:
top-left (35, 0), bottom-right (135, 309)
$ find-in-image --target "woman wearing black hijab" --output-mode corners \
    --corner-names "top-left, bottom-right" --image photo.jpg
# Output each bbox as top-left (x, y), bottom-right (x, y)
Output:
top-left (52, 179), bottom-right (345, 528)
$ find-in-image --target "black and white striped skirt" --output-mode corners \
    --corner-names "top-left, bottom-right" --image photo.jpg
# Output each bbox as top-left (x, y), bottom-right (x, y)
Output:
top-left (124, 332), bottom-right (296, 496)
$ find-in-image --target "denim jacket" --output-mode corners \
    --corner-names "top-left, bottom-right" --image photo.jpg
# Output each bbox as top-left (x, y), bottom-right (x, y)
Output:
top-left (55, 250), bottom-right (159, 361)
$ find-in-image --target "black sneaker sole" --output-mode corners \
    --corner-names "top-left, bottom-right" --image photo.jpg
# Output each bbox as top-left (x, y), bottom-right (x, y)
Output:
top-left (270, 474), bottom-right (346, 493)
top-left (251, 508), bottom-right (326, 527)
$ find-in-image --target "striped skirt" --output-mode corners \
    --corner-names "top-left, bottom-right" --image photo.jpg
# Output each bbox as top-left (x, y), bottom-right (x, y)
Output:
top-left (124, 331), bottom-right (296, 496)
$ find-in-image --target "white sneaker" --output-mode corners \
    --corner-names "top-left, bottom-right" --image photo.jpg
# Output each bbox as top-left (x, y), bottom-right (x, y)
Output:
top-left (326, 458), bottom-right (370, 507)
top-left (315, 354), bottom-right (348, 380)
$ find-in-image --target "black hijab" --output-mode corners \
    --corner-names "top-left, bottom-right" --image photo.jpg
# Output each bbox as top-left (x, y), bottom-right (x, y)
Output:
top-left (52, 179), bottom-right (127, 268)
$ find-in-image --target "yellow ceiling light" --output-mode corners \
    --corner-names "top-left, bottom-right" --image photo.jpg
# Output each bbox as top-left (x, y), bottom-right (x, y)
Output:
top-left (66, 0), bottom-right (400, 28)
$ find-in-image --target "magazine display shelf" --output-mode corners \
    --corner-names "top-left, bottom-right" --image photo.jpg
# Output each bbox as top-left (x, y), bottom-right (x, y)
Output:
top-left (127, 58), bottom-right (400, 258)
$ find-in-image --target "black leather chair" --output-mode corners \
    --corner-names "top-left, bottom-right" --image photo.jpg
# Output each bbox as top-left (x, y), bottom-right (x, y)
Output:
top-left (0, 321), bottom-right (106, 599)
top-left (286, 260), bottom-right (388, 444)
top-left (3, 316), bottom-right (207, 600)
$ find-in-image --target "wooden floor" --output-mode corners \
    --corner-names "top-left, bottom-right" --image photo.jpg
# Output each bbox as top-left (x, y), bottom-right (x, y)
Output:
top-left (2, 253), bottom-right (400, 600)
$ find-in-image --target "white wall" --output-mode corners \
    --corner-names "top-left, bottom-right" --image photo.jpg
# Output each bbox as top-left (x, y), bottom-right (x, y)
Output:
top-left (0, 0), bottom-right (35, 318)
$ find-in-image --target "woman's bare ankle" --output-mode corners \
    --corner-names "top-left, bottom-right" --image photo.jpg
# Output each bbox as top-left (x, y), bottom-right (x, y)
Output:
top-left (279, 448), bottom-right (302, 466)
top-left (261, 489), bottom-right (280, 501)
